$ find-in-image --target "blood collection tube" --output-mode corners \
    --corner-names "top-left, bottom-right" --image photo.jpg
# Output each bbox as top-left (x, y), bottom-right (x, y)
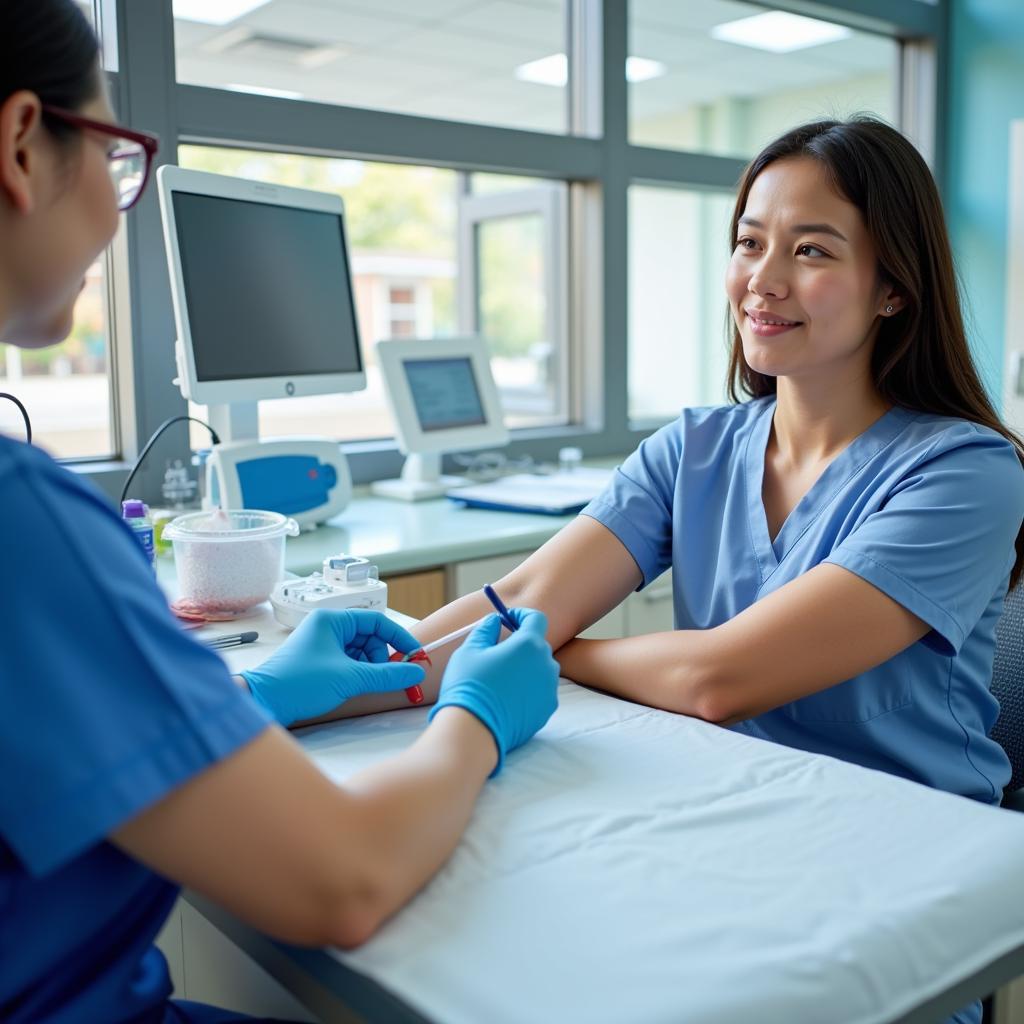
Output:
top-left (390, 649), bottom-right (430, 704)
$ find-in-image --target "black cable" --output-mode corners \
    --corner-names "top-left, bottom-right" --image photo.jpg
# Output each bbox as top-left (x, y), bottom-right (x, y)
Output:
top-left (0, 392), bottom-right (32, 444)
top-left (119, 415), bottom-right (220, 506)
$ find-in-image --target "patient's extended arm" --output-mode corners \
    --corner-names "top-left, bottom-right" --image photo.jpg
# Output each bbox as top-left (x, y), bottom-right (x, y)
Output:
top-left (286, 518), bottom-right (929, 728)
top-left (300, 516), bottom-right (643, 723)
top-left (555, 562), bottom-right (929, 724)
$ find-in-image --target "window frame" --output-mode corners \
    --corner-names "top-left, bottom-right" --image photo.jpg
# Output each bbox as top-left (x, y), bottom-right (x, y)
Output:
top-left (458, 183), bottom-right (570, 426)
top-left (75, 0), bottom-right (943, 502)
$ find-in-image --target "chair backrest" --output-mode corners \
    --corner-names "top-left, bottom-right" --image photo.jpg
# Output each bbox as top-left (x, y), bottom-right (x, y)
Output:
top-left (991, 583), bottom-right (1024, 794)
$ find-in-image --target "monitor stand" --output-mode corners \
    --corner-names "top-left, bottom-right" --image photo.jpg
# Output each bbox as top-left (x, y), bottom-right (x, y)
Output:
top-left (207, 401), bottom-right (259, 444)
top-left (371, 453), bottom-right (466, 502)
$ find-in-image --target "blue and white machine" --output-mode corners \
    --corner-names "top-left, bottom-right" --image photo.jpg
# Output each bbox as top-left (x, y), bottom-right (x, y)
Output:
top-left (205, 438), bottom-right (352, 529)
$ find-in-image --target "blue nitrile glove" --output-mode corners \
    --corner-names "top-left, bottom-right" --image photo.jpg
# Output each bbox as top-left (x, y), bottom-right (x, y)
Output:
top-left (240, 609), bottom-right (426, 726)
top-left (428, 607), bottom-right (559, 775)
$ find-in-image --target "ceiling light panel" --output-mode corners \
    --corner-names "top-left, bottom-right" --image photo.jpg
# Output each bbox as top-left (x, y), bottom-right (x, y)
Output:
top-left (515, 53), bottom-right (666, 87)
top-left (710, 11), bottom-right (851, 53)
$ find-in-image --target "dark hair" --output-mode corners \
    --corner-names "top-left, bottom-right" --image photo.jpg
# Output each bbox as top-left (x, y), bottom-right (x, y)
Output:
top-left (0, 0), bottom-right (101, 142)
top-left (726, 116), bottom-right (1024, 588)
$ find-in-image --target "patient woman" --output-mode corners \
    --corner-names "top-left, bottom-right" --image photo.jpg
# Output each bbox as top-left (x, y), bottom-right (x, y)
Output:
top-left (403, 120), bottom-right (1022, 1024)
top-left (399, 116), bottom-right (1024, 818)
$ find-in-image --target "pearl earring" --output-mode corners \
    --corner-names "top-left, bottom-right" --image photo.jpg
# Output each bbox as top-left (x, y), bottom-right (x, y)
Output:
top-left (885, 304), bottom-right (894, 314)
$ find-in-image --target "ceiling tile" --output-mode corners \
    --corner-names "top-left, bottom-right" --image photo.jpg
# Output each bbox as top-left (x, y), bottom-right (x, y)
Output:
top-left (377, 24), bottom-right (551, 70)
top-left (241, 2), bottom-right (416, 47)
top-left (309, 0), bottom-right (475, 19)
top-left (446, 0), bottom-right (564, 48)
top-left (632, 0), bottom-right (759, 35)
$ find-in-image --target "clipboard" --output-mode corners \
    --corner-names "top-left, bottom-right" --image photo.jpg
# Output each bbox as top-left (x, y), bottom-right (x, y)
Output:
top-left (446, 468), bottom-right (614, 515)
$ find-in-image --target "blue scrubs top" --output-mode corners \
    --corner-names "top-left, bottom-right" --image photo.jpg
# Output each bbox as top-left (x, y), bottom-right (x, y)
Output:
top-left (0, 435), bottom-right (274, 1023)
top-left (583, 397), bottom-right (1024, 804)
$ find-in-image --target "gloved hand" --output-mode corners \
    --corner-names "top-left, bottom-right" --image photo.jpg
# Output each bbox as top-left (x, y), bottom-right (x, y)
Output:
top-left (241, 609), bottom-right (426, 726)
top-left (429, 607), bottom-right (559, 775)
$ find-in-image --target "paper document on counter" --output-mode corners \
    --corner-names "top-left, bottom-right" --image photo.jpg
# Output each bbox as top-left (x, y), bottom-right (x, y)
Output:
top-left (447, 468), bottom-right (614, 515)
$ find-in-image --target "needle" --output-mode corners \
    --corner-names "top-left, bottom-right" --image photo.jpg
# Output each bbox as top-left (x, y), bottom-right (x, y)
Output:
top-left (402, 619), bottom-right (484, 661)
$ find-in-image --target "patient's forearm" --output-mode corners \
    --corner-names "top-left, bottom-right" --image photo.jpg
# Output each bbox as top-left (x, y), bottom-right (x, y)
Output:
top-left (556, 633), bottom-right (720, 721)
top-left (291, 517), bottom-right (644, 726)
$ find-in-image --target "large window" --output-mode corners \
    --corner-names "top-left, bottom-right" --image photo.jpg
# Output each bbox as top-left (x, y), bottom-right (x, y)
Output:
top-left (626, 2), bottom-right (903, 429)
top-left (177, 146), bottom-right (568, 440)
top-left (58, 1), bottom-right (938, 495)
top-left (629, 1), bottom-right (899, 158)
top-left (628, 186), bottom-right (735, 423)
top-left (173, 0), bottom-right (570, 134)
top-left (0, 1), bottom-right (117, 459)
top-left (0, 260), bottom-right (115, 458)
top-left (463, 177), bottom-right (568, 428)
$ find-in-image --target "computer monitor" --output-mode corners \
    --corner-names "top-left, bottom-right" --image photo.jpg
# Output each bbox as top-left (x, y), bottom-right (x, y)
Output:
top-left (157, 166), bottom-right (365, 418)
top-left (372, 336), bottom-right (509, 501)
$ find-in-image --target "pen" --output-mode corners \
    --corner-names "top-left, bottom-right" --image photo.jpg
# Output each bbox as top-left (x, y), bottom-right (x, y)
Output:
top-left (204, 630), bottom-right (258, 650)
top-left (483, 583), bottom-right (519, 633)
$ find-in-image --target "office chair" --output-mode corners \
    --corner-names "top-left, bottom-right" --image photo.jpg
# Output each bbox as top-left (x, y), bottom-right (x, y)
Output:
top-left (991, 583), bottom-right (1024, 810)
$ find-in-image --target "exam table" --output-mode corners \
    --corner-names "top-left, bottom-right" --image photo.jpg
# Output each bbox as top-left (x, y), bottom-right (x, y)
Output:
top-left (180, 604), bottom-right (1024, 1024)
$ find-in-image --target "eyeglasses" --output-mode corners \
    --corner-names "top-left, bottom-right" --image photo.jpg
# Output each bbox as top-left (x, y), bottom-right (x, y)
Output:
top-left (41, 106), bottom-right (160, 212)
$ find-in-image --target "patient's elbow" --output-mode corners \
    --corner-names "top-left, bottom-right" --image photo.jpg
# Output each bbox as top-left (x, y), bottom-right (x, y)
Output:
top-left (691, 692), bottom-right (732, 725)
top-left (681, 661), bottom-right (733, 724)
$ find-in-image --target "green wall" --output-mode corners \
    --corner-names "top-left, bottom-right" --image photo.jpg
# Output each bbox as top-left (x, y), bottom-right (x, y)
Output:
top-left (945, 0), bottom-right (1024, 400)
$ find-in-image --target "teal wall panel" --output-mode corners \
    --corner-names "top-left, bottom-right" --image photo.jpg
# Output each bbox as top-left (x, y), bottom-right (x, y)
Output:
top-left (946, 0), bottom-right (1024, 401)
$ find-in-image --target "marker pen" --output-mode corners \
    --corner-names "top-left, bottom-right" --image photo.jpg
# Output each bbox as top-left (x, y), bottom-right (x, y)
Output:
top-left (483, 583), bottom-right (519, 633)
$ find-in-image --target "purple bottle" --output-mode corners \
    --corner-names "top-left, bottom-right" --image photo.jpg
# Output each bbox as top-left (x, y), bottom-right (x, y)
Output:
top-left (122, 499), bottom-right (155, 571)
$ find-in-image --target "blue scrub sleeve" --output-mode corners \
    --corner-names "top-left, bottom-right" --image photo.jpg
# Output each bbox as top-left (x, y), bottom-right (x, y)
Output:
top-left (581, 419), bottom-right (681, 586)
top-left (0, 441), bottom-right (272, 877)
top-left (824, 430), bottom-right (1024, 656)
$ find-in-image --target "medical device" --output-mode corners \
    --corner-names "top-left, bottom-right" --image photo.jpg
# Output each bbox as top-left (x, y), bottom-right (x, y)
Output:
top-left (157, 166), bottom-right (364, 525)
top-left (270, 554), bottom-right (388, 629)
top-left (371, 336), bottom-right (509, 501)
top-left (205, 438), bottom-right (352, 529)
top-left (157, 166), bottom-right (365, 418)
top-left (395, 620), bottom-right (481, 661)
top-left (271, 554), bottom-right (423, 705)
